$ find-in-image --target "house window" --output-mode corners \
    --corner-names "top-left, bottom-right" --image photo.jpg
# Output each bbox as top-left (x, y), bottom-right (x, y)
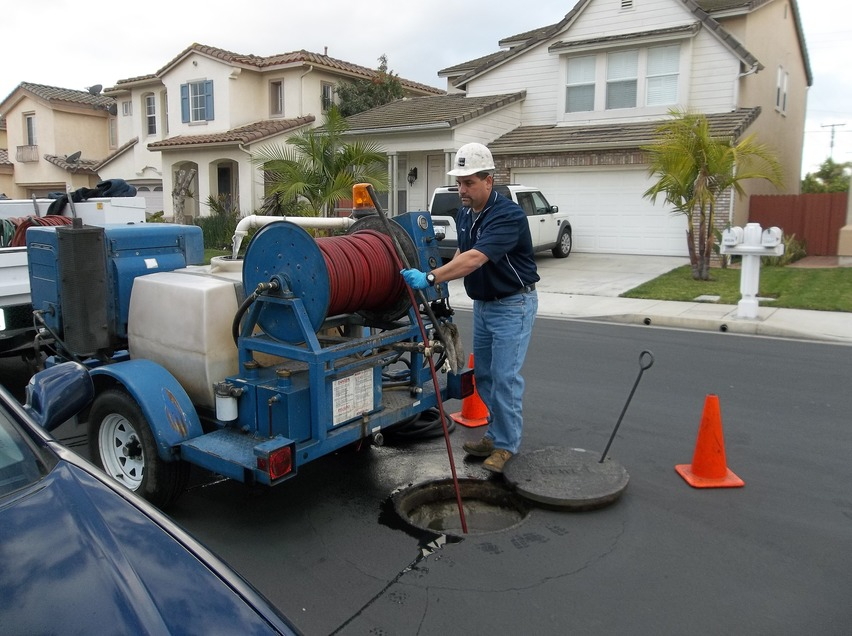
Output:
top-left (180, 80), bottom-right (215, 123)
top-left (566, 55), bottom-right (596, 113)
top-left (606, 49), bottom-right (638, 110)
top-left (565, 43), bottom-right (680, 116)
top-left (24, 114), bottom-right (36, 145)
top-left (321, 82), bottom-right (334, 112)
top-left (145, 93), bottom-right (157, 135)
top-left (776, 66), bottom-right (788, 114)
top-left (108, 117), bottom-right (117, 149)
top-left (122, 101), bottom-right (132, 116)
top-left (646, 45), bottom-right (680, 106)
top-left (270, 80), bottom-right (284, 116)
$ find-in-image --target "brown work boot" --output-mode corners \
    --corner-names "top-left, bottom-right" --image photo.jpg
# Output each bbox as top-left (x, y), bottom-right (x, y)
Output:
top-left (462, 436), bottom-right (494, 457)
top-left (483, 449), bottom-right (513, 474)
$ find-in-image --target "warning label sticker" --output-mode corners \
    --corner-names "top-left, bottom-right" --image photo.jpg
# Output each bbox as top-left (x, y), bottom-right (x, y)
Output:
top-left (332, 368), bottom-right (373, 426)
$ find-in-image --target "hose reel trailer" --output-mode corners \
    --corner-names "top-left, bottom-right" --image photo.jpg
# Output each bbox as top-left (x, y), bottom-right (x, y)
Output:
top-left (27, 195), bottom-right (471, 508)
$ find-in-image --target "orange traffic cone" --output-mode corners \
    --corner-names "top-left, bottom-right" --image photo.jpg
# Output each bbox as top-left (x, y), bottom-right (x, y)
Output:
top-left (450, 354), bottom-right (489, 427)
top-left (676, 394), bottom-right (744, 488)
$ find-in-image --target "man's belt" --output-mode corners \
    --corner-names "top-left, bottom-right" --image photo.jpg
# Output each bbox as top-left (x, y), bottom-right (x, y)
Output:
top-left (491, 283), bottom-right (536, 300)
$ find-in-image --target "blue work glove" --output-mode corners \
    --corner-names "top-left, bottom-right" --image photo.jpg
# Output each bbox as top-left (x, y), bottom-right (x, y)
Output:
top-left (401, 268), bottom-right (429, 289)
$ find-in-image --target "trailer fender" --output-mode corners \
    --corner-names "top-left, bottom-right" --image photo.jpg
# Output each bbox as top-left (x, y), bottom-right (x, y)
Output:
top-left (90, 359), bottom-right (203, 459)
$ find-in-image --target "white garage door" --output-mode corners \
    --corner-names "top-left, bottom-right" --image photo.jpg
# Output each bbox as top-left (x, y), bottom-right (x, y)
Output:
top-left (134, 185), bottom-right (164, 215)
top-left (512, 167), bottom-right (687, 256)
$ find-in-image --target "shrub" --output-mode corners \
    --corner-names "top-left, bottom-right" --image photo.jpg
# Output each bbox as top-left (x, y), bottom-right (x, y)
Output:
top-left (196, 195), bottom-right (239, 250)
top-left (762, 233), bottom-right (807, 267)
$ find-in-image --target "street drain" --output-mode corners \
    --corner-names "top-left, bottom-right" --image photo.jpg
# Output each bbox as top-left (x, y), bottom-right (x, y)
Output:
top-left (392, 478), bottom-right (529, 537)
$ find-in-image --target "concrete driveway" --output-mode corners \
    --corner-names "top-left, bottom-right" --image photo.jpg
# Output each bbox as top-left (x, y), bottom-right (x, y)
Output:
top-left (534, 252), bottom-right (689, 296)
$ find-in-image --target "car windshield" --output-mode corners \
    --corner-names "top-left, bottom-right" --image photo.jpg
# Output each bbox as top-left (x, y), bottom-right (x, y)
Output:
top-left (0, 410), bottom-right (46, 497)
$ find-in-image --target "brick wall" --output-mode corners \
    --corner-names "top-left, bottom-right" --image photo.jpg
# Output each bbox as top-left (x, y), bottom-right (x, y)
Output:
top-left (493, 149), bottom-right (648, 183)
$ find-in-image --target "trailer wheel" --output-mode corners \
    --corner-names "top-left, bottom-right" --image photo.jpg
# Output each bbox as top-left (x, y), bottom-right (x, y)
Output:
top-left (88, 388), bottom-right (189, 508)
top-left (552, 229), bottom-right (572, 258)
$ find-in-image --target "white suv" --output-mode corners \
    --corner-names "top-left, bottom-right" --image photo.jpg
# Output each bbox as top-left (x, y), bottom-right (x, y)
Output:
top-left (428, 184), bottom-right (572, 260)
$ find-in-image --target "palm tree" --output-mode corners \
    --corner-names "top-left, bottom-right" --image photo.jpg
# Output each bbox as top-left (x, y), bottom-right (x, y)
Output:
top-left (643, 109), bottom-right (784, 280)
top-left (253, 106), bottom-right (388, 217)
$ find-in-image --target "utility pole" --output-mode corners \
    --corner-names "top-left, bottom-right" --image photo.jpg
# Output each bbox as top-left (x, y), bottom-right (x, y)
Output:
top-left (821, 123), bottom-right (846, 159)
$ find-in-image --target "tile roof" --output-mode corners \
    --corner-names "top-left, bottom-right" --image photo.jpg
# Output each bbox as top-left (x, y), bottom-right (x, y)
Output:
top-left (499, 24), bottom-right (558, 49)
top-left (549, 23), bottom-right (702, 52)
top-left (44, 153), bottom-right (100, 174)
top-left (11, 82), bottom-right (115, 111)
top-left (697, 0), bottom-right (773, 11)
top-left (104, 74), bottom-right (159, 93)
top-left (344, 92), bottom-right (526, 134)
top-left (438, 52), bottom-right (509, 78)
top-left (147, 115), bottom-right (316, 150)
top-left (95, 137), bottom-right (139, 170)
top-left (140, 43), bottom-right (444, 96)
top-left (487, 107), bottom-right (761, 153)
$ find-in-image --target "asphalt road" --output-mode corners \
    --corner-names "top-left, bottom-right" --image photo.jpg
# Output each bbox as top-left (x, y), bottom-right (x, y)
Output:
top-left (152, 315), bottom-right (852, 635)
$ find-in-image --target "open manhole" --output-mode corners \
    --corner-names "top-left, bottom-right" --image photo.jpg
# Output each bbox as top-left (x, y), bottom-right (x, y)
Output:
top-left (392, 478), bottom-right (529, 537)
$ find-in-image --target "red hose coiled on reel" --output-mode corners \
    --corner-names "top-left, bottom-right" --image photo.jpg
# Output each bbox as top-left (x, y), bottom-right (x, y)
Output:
top-left (316, 229), bottom-right (407, 316)
top-left (10, 215), bottom-right (74, 247)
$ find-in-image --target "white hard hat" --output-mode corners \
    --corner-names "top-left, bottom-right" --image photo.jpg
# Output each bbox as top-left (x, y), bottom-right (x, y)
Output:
top-left (447, 142), bottom-right (495, 176)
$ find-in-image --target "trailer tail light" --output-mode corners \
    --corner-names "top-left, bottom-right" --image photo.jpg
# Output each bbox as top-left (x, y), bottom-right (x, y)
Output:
top-left (257, 447), bottom-right (293, 480)
top-left (446, 367), bottom-right (475, 400)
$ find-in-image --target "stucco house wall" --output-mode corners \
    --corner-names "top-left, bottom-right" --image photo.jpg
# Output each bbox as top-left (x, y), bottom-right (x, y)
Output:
top-left (0, 84), bottom-right (113, 198)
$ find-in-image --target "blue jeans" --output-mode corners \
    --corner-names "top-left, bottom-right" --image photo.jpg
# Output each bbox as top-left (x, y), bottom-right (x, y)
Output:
top-left (472, 290), bottom-right (537, 454)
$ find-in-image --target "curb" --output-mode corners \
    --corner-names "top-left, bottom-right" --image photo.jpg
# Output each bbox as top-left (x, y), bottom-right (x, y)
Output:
top-left (595, 312), bottom-right (849, 344)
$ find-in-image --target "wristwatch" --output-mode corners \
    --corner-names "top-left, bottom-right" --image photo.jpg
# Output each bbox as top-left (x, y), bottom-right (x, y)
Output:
top-left (426, 273), bottom-right (436, 286)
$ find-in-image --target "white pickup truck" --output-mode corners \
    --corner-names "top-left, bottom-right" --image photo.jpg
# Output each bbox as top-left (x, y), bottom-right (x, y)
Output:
top-left (0, 196), bottom-right (146, 357)
top-left (428, 184), bottom-right (572, 260)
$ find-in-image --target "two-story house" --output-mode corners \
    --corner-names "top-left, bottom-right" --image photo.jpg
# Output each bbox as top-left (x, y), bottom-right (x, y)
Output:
top-left (0, 83), bottom-right (116, 199)
top-left (343, 0), bottom-right (811, 256)
top-left (100, 43), bottom-right (444, 221)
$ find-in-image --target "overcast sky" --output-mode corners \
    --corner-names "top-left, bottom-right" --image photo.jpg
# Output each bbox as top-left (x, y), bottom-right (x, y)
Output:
top-left (3, 0), bottom-right (849, 177)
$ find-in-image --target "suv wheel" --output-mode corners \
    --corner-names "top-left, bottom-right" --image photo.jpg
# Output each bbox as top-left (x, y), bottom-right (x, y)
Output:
top-left (552, 229), bottom-right (572, 258)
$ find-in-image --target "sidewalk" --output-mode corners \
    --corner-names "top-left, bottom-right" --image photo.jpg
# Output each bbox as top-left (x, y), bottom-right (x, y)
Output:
top-left (444, 253), bottom-right (852, 344)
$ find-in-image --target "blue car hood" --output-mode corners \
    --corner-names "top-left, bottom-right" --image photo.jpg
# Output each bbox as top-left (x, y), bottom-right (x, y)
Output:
top-left (0, 460), bottom-right (285, 634)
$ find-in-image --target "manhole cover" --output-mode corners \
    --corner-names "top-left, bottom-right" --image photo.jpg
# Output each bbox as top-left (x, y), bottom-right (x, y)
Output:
top-left (392, 478), bottom-right (529, 537)
top-left (503, 446), bottom-right (629, 510)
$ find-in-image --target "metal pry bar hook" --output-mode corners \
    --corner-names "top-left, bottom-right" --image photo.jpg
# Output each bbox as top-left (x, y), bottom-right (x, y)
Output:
top-left (599, 350), bottom-right (654, 463)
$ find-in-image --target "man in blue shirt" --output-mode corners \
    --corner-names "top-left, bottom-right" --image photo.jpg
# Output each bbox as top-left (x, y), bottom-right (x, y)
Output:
top-left (401, 143), bottom-right (538, 473)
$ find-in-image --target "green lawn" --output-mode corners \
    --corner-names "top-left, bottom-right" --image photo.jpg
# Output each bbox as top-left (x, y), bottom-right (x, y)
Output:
top-left (204, 248), bottom-right (232, 263)
top-left (621, 265), bottom-right (852, 312)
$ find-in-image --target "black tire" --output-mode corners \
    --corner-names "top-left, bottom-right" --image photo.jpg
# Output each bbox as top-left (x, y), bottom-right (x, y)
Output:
top-left (88, 388), bottom-right (189, 508)
top-left (552, 229), bottom-right (572, 258)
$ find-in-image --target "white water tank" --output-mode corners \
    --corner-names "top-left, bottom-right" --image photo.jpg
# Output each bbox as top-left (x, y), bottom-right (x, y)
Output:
top-left (128, 266), bottom-right (242, 409)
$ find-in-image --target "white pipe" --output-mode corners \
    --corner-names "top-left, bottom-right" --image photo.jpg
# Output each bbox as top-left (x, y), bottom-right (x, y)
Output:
top-left (299, 65), bottom-right (314, 117)
top-left (235, 214), bottom-right (355, 237)
top-left (232, 214), bottom-right (356, 259)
